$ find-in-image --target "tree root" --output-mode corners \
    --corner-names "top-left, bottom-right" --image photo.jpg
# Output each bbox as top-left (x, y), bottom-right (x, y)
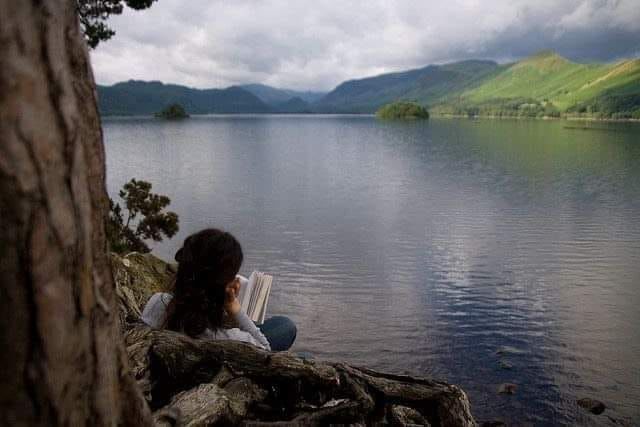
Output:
top-left (124, 324), bottom-right (476, 426)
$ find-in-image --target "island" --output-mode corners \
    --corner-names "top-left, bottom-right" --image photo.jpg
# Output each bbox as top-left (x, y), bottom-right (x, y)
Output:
top-left (376, 101), bottom-right (430, 120)
top-left (155, 103), bottom-right (189, 119)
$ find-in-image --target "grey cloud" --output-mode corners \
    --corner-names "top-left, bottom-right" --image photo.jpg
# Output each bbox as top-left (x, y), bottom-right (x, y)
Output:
top-left (91, 0), bottom-right (640, 91)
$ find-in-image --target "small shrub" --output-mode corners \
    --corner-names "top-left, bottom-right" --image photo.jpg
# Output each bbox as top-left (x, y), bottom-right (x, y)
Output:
top-left (107, 178), bottom-right (179, 254)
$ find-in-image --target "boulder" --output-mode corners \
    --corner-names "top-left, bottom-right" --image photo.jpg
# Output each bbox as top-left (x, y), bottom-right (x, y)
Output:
top-left (110, 252), bottom-right (175, 323)
top-left (577, 397), bottom-right (606, 415)
top-left (497, 383), bottom-right (517, 395)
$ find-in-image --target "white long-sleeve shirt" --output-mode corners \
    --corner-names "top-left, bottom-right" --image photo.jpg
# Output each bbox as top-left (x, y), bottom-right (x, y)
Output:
top-left (141, 292), bottom-right (271, 351)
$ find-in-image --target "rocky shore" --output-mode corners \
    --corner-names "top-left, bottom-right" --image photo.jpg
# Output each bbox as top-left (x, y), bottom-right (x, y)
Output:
top-left (111, 252), bottom-right (477, 426)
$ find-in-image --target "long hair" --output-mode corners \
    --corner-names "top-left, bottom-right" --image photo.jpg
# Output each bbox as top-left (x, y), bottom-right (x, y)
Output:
top-left (164, 228), bottom-right (243, 337)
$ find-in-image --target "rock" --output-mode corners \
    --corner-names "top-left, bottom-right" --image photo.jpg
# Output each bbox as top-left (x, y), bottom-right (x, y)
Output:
top-left (110, 251), bottom-right (175, 321)
top-left (389, 404), bottom-right (431, 426)
top-left (498, 360), bottom-right (513, 370)
top-left (223, 377), bottom-right (268, 417)
top-left (577, 397), bottom-right (606, 415)
top-left (495, 346), bottom-right (524, 356)
top-left (210, 366), bottom-right (235, 387)
top-left (497, 383), bottom-right (517, 394)
top-left (154, 383), bottom-right (236, 426)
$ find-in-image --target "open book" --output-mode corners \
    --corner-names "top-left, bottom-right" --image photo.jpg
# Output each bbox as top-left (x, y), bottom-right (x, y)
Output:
top-left (236, 271), bottom-right (273, 324)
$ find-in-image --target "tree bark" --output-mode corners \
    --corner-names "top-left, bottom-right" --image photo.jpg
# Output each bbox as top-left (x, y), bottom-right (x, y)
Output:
top-left (0, 1), bottom-right (151, 425)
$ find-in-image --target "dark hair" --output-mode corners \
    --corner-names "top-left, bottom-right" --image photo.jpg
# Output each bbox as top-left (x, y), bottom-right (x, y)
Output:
top-left (164, 228), bottom-right (243, 337)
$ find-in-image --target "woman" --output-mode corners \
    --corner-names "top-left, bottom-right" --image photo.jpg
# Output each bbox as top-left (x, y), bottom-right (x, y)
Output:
top-left (141, 228), bottom-right (296, 351)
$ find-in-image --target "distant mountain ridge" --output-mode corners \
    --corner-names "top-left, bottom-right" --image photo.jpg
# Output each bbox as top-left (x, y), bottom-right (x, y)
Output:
top-left (98, 51), bottom-right (640, 118)
top-left (97, 81), bottom-right (271, 115)
top-left (314, 60), bottom-right (502, 113)
top-left (240, 84), bottom-right (325, 105)
top-left (97, 81), bottom-right (326, 115)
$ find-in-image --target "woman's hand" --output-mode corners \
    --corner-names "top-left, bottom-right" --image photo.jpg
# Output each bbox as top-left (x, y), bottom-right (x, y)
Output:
top-left (224, 278), bottom-right (241, 316)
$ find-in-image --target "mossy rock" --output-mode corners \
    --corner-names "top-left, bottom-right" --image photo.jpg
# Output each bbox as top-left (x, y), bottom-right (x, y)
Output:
top-left (110, 252), bottom-right (176, 322)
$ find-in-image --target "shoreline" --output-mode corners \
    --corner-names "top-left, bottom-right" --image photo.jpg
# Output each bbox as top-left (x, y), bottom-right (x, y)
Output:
top-left (101, 112), bottom-right (640, 123)
top-left (430, 113), bottom-right (640, 123)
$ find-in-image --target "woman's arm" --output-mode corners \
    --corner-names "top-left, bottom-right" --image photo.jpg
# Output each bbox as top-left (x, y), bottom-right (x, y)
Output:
top-left (224, 280), bottom-right (271, 350)
top-left (233, 311), bottom-right (271, 350)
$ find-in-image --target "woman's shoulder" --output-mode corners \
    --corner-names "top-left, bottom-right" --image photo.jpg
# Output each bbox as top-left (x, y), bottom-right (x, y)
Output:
top-left (141, 292), bottom-right (173, 328)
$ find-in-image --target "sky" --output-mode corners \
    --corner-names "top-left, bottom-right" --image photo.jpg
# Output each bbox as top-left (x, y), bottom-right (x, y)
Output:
top-left (91, 0), bottom-right (640, 91)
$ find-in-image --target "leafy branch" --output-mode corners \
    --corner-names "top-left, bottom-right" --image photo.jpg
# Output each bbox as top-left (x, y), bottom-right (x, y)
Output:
top-left (107, 178), bottom-right (179, 254)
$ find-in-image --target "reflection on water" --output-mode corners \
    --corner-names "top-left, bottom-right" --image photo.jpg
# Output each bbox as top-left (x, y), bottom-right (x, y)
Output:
top-left (104, 116), bottom-right (640, 425)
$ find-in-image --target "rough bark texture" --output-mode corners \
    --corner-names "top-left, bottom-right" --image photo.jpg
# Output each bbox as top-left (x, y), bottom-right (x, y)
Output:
top-left (113, 253), bottom-right (477, 426)
top-left (0, 1), bottom-right (151, 425)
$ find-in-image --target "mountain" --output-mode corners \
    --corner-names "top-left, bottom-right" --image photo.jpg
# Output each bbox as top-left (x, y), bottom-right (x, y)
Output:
top-left (97, 51), bottom-right (640, 118)
top-left (274, 97), bottom-right (312, 113)
top-left (97, 80), bottom-right (272, 115)
top-left (241, 84), bottom-right (326, 106)
top-left (314, 51), bottom-right (640, 118)
top-left (314, 60), bottom-right (502, 113)
top-left (434, 51), bottom-right (640, 118)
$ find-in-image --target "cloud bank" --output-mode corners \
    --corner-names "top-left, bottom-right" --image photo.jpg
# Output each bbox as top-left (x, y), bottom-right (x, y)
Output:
top-left (91, 0), bottom-right (640, 91)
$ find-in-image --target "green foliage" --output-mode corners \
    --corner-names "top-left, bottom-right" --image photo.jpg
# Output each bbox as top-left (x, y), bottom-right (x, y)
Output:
top-left (107, 179), bottom-right (179, 254)
top-left (376, 101), bottom-right (429, 119)
top-left (566, 93), bottom-right (640, 119)
top-left (155, 103), bottom-right (189, 119)
top-left (77, 0), bottom-right (157, 48)
top-left (433, 97), bottom-right (560, 118)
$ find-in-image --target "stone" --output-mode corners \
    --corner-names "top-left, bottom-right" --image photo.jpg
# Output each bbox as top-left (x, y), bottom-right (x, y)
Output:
top-left (498, 360), bottom-right (513, 370)
top-left (497, 383), bottom-right (517, 394)
top-left (577, 397), bottom-right (606, 415)
top-left (495, 346), bottom-right (523, 356)
top-left (389, 404), bottom-right (430, 426)
top-left (110, 251), bottom-right (175, 319)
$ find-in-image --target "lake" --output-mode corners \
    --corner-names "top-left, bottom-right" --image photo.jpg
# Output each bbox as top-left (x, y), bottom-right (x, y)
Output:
top-left (104, 115), bottom-right (640, 425)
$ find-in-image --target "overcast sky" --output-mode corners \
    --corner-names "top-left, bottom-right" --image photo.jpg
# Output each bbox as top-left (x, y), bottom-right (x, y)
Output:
top-left (91, 0), bottom-right (640, 91)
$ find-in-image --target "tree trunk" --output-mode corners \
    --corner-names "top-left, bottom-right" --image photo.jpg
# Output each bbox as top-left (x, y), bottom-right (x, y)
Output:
top-left (0, 1), bottom-right (151, 425)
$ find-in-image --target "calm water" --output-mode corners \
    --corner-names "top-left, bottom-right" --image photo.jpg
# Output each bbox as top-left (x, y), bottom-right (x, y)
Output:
top-left (104, 115), bottom-right (640, 425)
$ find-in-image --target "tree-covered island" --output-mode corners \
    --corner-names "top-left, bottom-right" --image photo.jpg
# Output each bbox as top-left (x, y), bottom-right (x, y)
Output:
top-left (376, 101), bottom-right (430, 120)
top-left (155, 103), bottom-right (189, 119)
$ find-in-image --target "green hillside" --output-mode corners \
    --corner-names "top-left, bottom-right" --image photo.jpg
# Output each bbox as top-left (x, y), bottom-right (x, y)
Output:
top-left (314, 60), bottom-right (500, 113)
top-left (314, 50), bottom-right (640, 118)
top-left (435, 51), bottom-right (640, 118)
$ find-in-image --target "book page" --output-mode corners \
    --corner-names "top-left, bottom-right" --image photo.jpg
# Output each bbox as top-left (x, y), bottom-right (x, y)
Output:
top-left (256, 275), bottom-right (272, 324)
top-left (238, 271), bottom-right (274, 323)
top-left (247, 272), bottom-right (262, 320)
top-left (238, 273), bottom-right (254, 314)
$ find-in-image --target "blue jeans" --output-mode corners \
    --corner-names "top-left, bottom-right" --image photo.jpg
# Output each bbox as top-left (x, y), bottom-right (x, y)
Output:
top-left (257, 316), bottom-right (297, 351)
